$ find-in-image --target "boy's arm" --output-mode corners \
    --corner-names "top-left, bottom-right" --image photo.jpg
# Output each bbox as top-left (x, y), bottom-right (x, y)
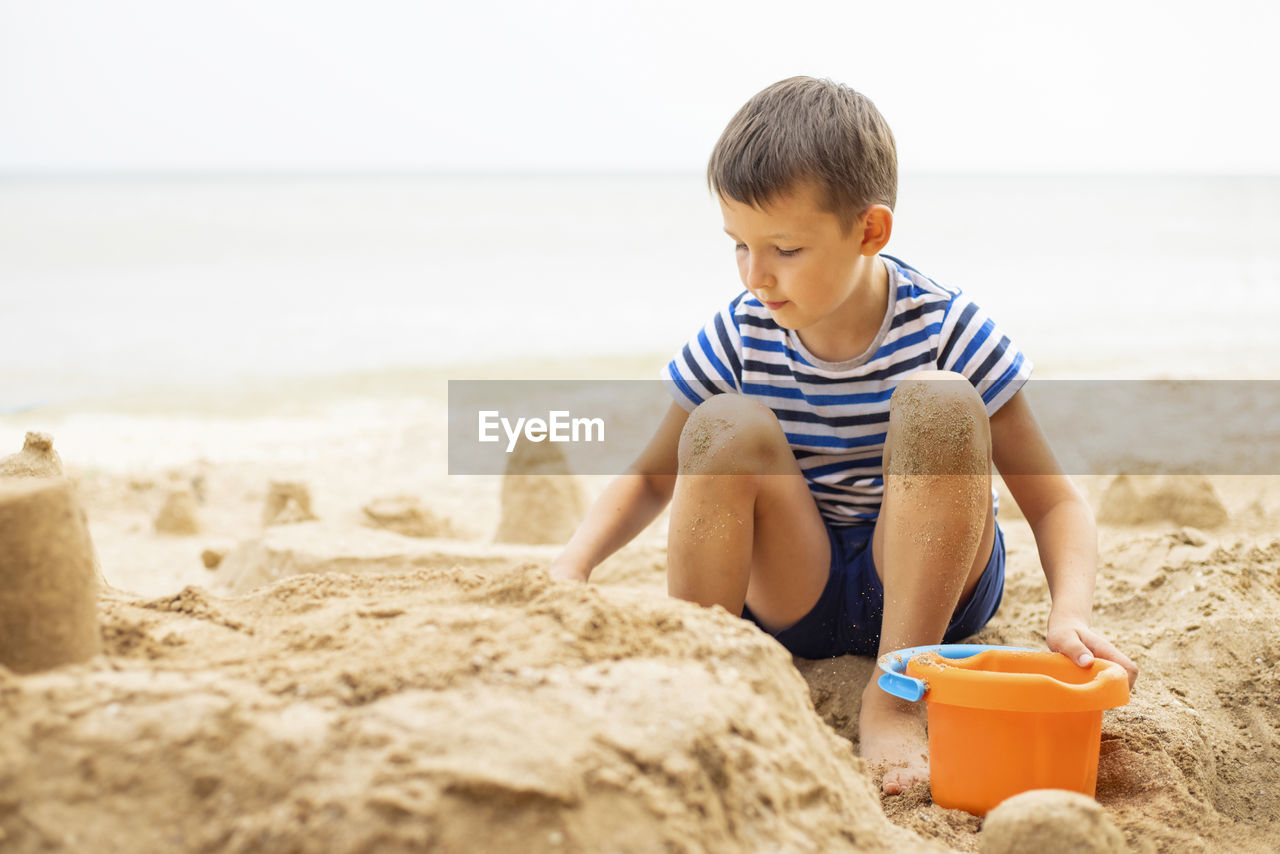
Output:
top-left (548, 402), bottom-right (689, 583)
top-left (990, 391), bottom-right (1139, 686)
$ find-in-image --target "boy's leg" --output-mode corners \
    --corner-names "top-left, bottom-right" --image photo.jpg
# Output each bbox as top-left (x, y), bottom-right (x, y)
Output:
top-left (863, 371), bottom-right (997, 794)
top-left (666, 394), bottom-right (831, 632)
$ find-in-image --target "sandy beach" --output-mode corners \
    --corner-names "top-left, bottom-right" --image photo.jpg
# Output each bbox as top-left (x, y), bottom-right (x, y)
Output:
top-left (4, 0), bottom-right (1279, 847)
top-left (1, 356), bottom-right (1277, 853)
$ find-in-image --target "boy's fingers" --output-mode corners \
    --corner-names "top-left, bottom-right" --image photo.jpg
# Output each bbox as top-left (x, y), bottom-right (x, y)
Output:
top-left (1048, 629), bottom-right (1093, 667)
top-left (1080, 629), bottom-right (1140, 687)
top-left (1070, 642), bottom-right (1094, 667)
top-left (1049, 623), bottom-right (1139, 688)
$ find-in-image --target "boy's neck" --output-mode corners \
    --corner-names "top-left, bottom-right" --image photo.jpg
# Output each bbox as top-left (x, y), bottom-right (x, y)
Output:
top-left (796, 254), bottom-right (890, 363)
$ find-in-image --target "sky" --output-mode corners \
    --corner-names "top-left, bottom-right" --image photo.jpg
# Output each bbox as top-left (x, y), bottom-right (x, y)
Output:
top-left (2, 0), bottom-right (1279, 175)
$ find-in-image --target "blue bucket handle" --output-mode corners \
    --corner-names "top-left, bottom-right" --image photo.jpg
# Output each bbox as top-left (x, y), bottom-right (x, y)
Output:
top-left (876, 643), bottom-right (1036, 702)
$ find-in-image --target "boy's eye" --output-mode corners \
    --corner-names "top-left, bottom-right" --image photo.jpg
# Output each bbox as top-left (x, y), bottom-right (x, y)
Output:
top-left (732, 242), bottom-right (800, 257)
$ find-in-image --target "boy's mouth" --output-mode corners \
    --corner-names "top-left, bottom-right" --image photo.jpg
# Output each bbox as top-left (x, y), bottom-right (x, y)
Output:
top-left (763, 300), bottom-right (789, 310)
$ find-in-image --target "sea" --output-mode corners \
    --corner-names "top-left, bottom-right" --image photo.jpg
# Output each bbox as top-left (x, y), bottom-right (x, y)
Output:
top-left (2, 172), bottom-right (1278, 412)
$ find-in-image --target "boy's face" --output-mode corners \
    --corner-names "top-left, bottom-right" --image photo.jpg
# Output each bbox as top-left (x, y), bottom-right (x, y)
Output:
top-left (719, 181), bottom-right (879, 338)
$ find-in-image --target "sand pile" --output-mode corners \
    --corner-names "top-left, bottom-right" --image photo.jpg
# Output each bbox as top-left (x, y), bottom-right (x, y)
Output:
top-left (361, 494), bottom-right (458, 538)
top-left (0, 478), bottom-right (101, 673)
top-left (2, 564), bottom-right (937, 854)
top-left (495, 436), bottom-right (586, 545)
top-left (1097, 475), bottom-right (1229, 528)
top-left (1084, 536), bottom-right (1280, 851)
top-left (980, 790), bottom-right (1127, 854)
top-left (0, 431), bottom-right (64, 478)
top-left (209, 521), bottom-right (559, 595)
top-left (261, 480), bottom-right (318, 526)
top-left (154, 486), bottom-right (201, 535)
top-left (1, 432), bottom-right (107, 674)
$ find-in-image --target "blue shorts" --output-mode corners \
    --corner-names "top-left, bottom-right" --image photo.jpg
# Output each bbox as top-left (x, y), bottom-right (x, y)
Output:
top-left (741, 521), bottom-right (1006, 659)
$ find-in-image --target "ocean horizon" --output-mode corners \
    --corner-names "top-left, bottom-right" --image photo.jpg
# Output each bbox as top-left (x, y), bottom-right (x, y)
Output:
top-left (3, 171), bottom-right (1277, 411)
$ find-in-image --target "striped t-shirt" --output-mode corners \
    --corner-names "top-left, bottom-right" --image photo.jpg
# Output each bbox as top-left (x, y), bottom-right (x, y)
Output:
top-left (663, 254), bottom-right (1032, 527)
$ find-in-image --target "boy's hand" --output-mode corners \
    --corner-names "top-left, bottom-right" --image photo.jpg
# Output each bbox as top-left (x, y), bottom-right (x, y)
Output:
top-left (1046, 613), bottom-right (1139, 688)
top-left (547, 554), bottom-right (590, 584)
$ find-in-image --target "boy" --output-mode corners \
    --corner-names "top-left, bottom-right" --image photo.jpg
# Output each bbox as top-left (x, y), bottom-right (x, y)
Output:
top-left (549, 76), bottom-right (1138, 794)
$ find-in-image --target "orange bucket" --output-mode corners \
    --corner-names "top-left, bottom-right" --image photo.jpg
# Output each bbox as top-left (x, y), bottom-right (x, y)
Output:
top-left (877, 644), bottom-right (1129, 816)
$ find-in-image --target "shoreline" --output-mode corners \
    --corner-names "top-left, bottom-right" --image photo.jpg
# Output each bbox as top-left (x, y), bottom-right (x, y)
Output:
top-left (9, 346), bottom-right (1280, 423)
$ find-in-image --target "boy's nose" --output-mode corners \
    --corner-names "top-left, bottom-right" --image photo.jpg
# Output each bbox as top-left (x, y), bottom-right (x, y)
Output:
top-left (744, 257), bottom-right (771, 288)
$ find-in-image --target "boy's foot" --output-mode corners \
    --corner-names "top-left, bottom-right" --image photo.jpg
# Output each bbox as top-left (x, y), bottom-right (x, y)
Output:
top-left (859, 682), bottom-right (929, 794)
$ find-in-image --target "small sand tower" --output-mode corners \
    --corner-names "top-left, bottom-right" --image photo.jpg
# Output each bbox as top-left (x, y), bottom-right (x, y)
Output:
top-left (494, 435), bottom-right (586, 545)
top-left (0, 477), bottom-right (102, 673)
top-left (262, 480), bottom-right (318, 526)
top-left (0, 432), bottom-right (104, 672)
top-left (0, 431), bottom-right (64, 479)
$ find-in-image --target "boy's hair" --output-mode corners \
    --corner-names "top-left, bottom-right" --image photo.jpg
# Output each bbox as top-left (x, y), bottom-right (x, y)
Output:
top-left (707, 76), bottom-right (897, 229)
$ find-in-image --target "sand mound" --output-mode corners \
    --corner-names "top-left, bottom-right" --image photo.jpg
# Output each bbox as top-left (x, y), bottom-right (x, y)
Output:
top-left (153, 487), bottom-right (200, 535)
top-left (1097, 475), bottom-right (1229, 528)
top-left (210, 522), bottom-right (559, 595)
top-left (201, 547), bottom-right (228, 569)
top-left (1084, 537), bottom-right (1280, 851)
top-left (1, 431), bottom-right (110, 592)
top-left (3, 564), bottom-right (941, 853)
top-left (0, 431), bottom-right (64, 478)
top-left (495, 436), bottom-right (586, 545)
top-left (262, 480), bottom-right (318, 526)
top-left (0, 478), bottom-right (101, 673)
top-left (980, 790), bottom-right (1127, 854)
top-left (361, 495), bottom-right (458, 538)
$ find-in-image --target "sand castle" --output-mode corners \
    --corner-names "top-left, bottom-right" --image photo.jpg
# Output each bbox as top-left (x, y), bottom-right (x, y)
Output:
top-left (1097, 474), bottom-right (1229, 528)
top-left (0, 434), bottom-right (101, 673)
top-left (262, 480), bottom-right (318, 526)
top-left (0, 431), bottom-right (64, 478)
top-left (361, 495), bottom-right (457, 538)
top-left (495, 435), bottom-right (586, 545)
top-left (153, 487), bottom-right (201, 535)
top-left (200, 547), bottom-right (228, 569)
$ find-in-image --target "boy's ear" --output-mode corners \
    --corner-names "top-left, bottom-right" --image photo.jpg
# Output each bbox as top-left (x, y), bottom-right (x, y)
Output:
top-left (859, 205), bottom-right (893, 256)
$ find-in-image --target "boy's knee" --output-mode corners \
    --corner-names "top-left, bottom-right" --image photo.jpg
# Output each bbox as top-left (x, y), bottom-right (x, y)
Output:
top-left (678, 394), bottom-right (788, 475)
top-left (887, 371), bottom-right (989, 475)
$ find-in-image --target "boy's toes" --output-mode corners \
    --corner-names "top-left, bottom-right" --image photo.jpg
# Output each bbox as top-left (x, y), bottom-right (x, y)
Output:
top-left (880, 760), bottom-right (928, 795)
top-left (859, 691), bottom-right (930, 795)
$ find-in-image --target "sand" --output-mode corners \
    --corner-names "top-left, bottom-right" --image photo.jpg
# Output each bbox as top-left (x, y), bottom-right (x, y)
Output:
top-left (1, 368), bottom-right (1278, 853)
top-left (0, 431), bottom-right (65, 478)
top-left (261, 480), bottom-right (319, 526)
top-left (495, 435), bottom-right (587, 545)
top-left (980, 790), bottom-right (1127, 853)
top-left (0, 478), bottom-right (102, 673)
top-left (154, 487), bottom-right (201, 535)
